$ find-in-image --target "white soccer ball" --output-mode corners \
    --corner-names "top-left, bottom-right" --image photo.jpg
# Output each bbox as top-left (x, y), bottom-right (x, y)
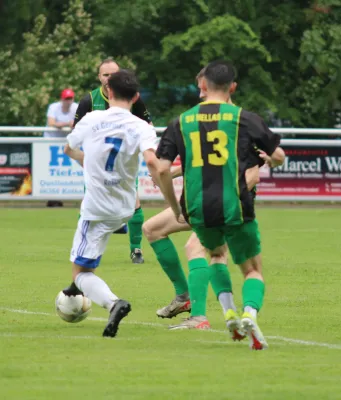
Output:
top-left (55, 291), bottom-right (92, 323)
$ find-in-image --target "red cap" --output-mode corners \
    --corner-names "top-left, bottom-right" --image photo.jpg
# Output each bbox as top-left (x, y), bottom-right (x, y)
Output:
top-left (61, 88), bottom-right (75, 99)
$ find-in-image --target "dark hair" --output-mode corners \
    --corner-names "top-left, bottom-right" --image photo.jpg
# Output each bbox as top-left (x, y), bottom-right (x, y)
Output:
top-left (203, 60), bottom-right (236, 89)
top-left (98, 57), bottom-right (118, 71)
top-left (107, 69), bottom-right (139, 101)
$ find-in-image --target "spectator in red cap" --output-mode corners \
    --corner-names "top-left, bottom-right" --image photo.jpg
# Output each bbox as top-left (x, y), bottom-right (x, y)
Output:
top-left (44, 89), bottom-right (78, 207)
top-left (44, 88), bottom-right (78, 138)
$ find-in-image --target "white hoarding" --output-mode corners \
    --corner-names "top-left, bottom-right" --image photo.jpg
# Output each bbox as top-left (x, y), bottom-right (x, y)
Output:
top-left (32, 142), bottom-right (84, 199)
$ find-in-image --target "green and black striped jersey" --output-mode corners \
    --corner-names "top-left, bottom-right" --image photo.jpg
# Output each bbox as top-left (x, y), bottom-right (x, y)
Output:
top-left (156, 101), bottom-right (280, 227)
top-left (73, 87), bottom-right (152, 126)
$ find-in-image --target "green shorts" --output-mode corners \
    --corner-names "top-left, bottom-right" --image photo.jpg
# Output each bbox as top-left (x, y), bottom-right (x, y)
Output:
top-left (192, 220), bottom-right (261, 265)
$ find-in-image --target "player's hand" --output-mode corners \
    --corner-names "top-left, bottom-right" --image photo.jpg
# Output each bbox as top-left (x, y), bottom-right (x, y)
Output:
top-left (177, 213), bottom-right (186, 224)
top-left (245, 165), bottom-right (260, 191)
top-left (258, 150), bottom-right (272, 167)
top-left (173, 204), bottom-right (185, 223)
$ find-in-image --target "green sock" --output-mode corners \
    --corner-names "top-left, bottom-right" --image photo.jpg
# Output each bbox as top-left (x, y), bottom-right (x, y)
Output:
top-left (242, 278), bottom-right (265, 311)
top-left (151, 238), bottom-right (188, 295)
top-left (128, 207), bottom-right (144, 252)
top-left (188, 258), bottom-right (211, 317)
top-left (210, 263), bottom-right (232, 298)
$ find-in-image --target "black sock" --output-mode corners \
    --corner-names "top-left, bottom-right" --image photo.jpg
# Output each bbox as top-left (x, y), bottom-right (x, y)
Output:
top-left (63, 281), bottom-right (83, 296)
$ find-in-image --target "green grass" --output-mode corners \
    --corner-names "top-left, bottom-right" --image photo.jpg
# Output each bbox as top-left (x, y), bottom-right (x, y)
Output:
top-left (0, 207), bottom-right (340, 400)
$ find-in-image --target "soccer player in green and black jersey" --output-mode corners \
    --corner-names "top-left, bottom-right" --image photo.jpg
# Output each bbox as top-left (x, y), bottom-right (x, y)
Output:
top-left (74, 58), bottom-right (152, 264)
top-left (144, 68), bottom-right (260, 343)
top-left (156, 60), bottom-right (285, 350)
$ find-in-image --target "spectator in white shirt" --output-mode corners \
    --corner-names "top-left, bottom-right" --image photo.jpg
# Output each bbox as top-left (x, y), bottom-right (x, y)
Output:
top-left (44, 89), bottom-right (78, 137)
top-left (45, 89), bottom-right (78, 207)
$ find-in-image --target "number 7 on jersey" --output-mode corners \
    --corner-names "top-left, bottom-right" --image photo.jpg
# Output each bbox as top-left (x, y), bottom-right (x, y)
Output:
top-left (105, 137), bottom-right (123, 171)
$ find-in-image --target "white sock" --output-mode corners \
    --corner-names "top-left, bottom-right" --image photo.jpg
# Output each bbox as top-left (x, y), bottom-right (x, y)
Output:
top-left (218, 292), bottom-right (236, 314)
top-left (75, 272), bottom-right (118, 311)
top-left (244, 306), bottom-right (257, 319)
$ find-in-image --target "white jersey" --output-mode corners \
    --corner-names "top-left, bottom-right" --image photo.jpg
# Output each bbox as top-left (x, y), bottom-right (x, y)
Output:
top-left (66, 106), bottom-right (157, 221)
top-left (44, 101), bottom-right (78, 137)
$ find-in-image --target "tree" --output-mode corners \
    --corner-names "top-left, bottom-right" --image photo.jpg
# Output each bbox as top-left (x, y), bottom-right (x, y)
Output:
top-left (1, 0), bottom-right (340, 128)
top-left (0, 0), bottom-right (45, 49)
top-left (161, 14), bottom-right (274, 115)
top-left (296, 1), bottom-right (341, 126)
top-left (0, 0), bottom-right (133, 128)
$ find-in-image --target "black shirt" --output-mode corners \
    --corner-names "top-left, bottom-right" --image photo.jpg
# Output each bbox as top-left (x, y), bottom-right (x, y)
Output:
top-left (73, 91), bottom-right (152, 126)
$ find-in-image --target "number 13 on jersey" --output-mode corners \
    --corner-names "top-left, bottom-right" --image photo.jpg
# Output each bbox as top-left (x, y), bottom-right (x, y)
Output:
top-left (189, 130), bottom-right (229, 167)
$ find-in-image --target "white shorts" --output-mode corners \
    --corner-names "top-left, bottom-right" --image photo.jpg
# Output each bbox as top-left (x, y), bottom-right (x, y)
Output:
top-left (70, 216), bottom-right (129, 268)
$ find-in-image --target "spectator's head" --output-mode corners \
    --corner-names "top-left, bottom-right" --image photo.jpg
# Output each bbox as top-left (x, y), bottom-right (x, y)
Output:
top-left (98, 58), bottom-right (120, 93)
top-left (60, 88), bottom-right (75, 109)
top-left (107, 69), bottom-right (139, 105)
top-left (200, 60), bottom-right (237, 99)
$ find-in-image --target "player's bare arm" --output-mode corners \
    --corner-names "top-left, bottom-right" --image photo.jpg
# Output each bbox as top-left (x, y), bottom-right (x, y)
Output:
top-left (64, 143), bottom-right (84, 166)
top-left (259, 147), bottom-right (285, 168)
top-left (158, 159), bottom-right (182, 220)
top-left (143, 149), bottom-right (162, 187)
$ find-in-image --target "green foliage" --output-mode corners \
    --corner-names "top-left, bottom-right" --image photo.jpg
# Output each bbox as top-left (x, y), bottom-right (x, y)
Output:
top-left (0, 0), bottom-right (99, 126)
top-left (0, 0), bottom-right (134, 129)
top-left (298, 10), bottom-right (341, 126)
top-left (0, 0), bottom-right (341, 128)
top-left (161, 15), bottom-right (273, 115)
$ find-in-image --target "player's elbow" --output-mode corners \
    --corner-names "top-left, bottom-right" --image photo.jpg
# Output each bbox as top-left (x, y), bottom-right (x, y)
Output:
top-left (145, 156), bottom-right (158, 170)
top-left (143, 150), bottom-right (157, 168)
top-left (64, 144), bottom-right (71, 155)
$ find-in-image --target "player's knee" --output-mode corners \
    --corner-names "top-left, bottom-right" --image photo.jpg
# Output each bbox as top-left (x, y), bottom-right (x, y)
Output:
top-left (142, 221), bottom-right (160, 243)
top-left (142, 221), bottom-right (151, 240)
top-left (210, 244), bottom-right (228, 264)
top-left (185, 235), bottom-right (205, 260)
top-left (240, 255), bottom-right (263, 280)
top-left (72, 263), bottom-right (91, 282)
top-left (211, 254), bottom-right (226, 265)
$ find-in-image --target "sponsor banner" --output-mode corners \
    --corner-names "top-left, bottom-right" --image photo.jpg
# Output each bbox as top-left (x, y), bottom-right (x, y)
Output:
top-left (0, 138), bottom-right (339, 201)
top-left (257, 145), bottom-right (341, 198)
top-left (32, 143), bottom-right (84, 198)
top-left (139, 143), bottom-right (341, 201)
top-left (137, 154), bottom-right (183, 200)
top-left (0, 143), bottom-right (32, 196)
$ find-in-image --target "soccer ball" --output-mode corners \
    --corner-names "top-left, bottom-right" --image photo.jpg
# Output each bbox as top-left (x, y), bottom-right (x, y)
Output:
top-left (55, 291), bottom-right (92, 323)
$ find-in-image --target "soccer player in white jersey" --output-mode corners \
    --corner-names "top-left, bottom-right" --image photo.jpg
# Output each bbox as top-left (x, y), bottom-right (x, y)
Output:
top-left (64, 70), bottom-right (159, 337)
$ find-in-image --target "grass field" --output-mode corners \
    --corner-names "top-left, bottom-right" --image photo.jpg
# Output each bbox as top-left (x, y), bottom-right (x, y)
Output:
top-left (0, 207), bottom-right (340, 400)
